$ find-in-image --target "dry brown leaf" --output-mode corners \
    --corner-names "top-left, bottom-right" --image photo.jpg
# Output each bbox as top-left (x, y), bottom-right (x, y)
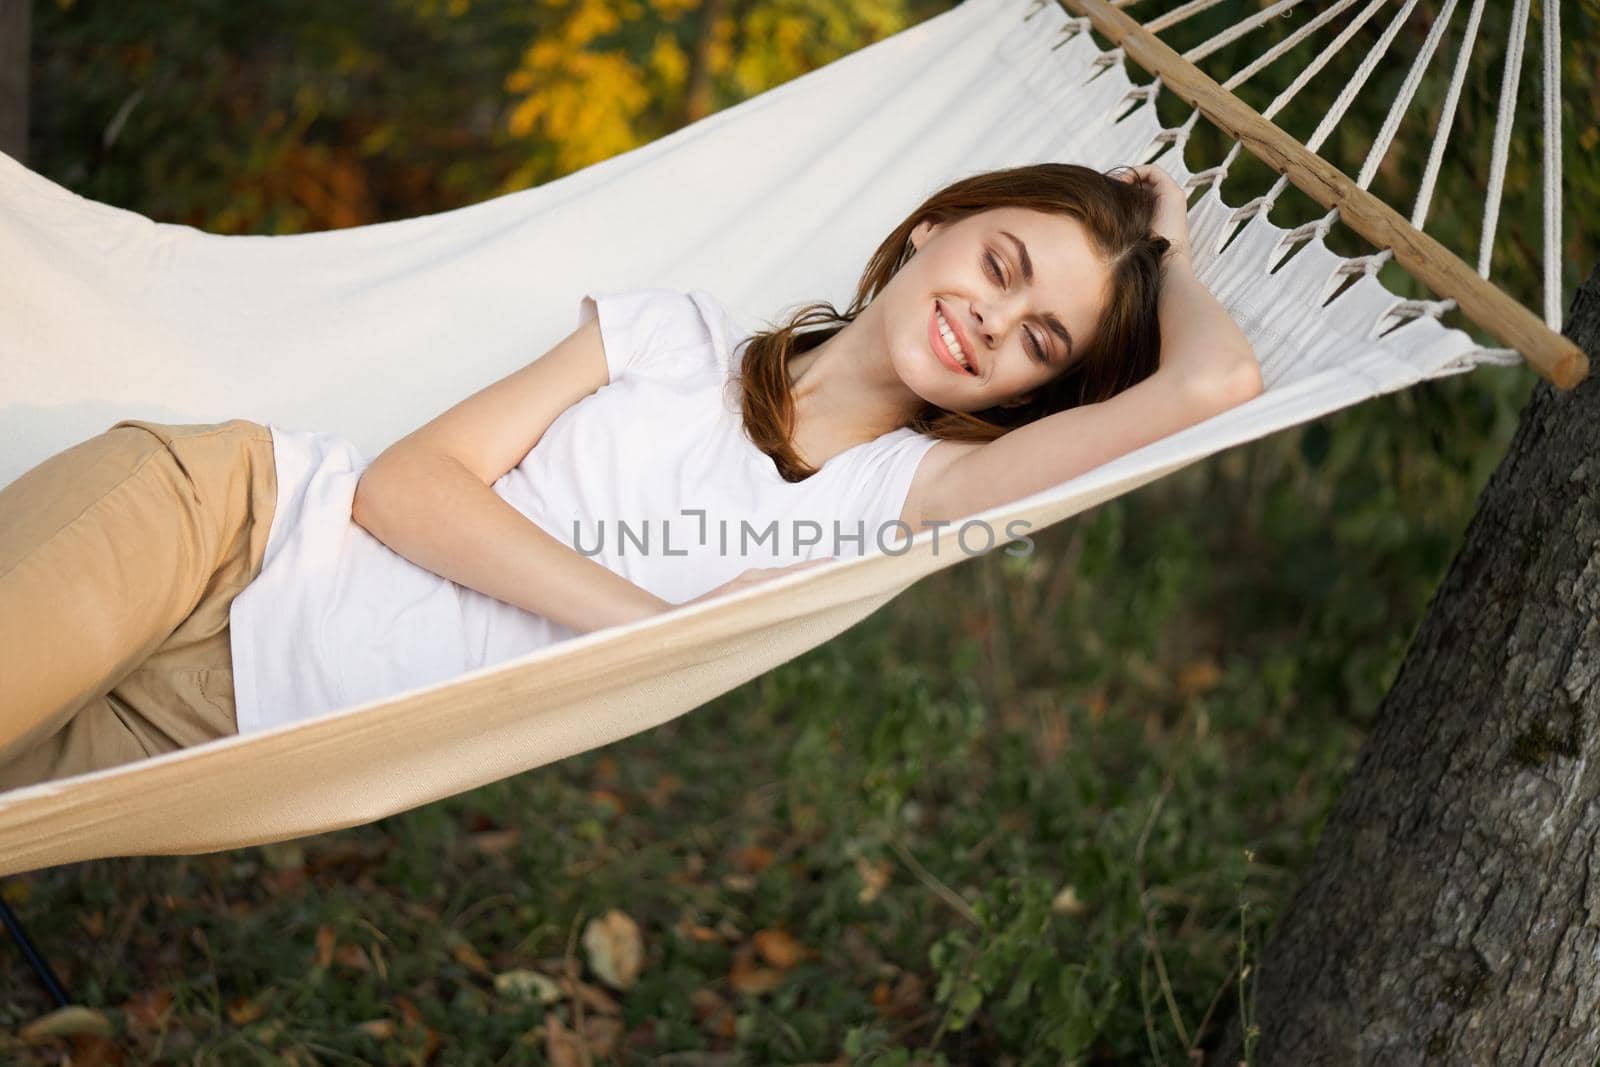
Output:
top-left (314, 923), bottom-right (337, 968)
top-left (691, 987), bottom-right (737, 1038)
top-left (226, 994), bottom-right (266, 1026)
top-left (582, 909), bottom-right (644, 991)
top-left (394, 994), bottom-right (423, 1027)
top-left (855, 856), bottom-right (892, 903)
top-left (721, 873), bottom-right (757, 893)
top-left (561, 974), bottom-right (622, 1015)
top-left (20, 1005), bottom-right (114, 1041)
top-left (64, 1034), bottom-right (125, 1067)
top-left (1177, 658), bottom-right (1224, 697)
top-left (728, 943), bottom-right (787, 995)
top-left (690, 987), bottom-right (726, 1017)
top-left (752, 928), bottom-right (809, 969)
top-left (581, 1015), bottom-right (624, 1055)
top-left (734, 845), bottom-right (775, 874)
top-left (335, 944), bottom-right (373, 973)
top-left (449, 936), bottom-right (492, 977)
top-left (468, 828), bottom-right (520, 855)
top-left (674, 916), bottom-right (721, 942)
top-left (121, 988), bottom-right (173, 1031)
top-left (544, 1011), bottom-right (585, 1067)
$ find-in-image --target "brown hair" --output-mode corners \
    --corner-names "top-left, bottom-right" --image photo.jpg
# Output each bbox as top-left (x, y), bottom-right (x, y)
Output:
top-left (735, 162), bottom-right (1172, 482)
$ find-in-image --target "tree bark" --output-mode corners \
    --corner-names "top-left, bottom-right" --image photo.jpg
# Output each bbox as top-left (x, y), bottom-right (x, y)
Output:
top-left (680, 0), bottom-right (727, 126)
top-left (1209, 263), bottom-right (1600, 1066)
top-left (0, 0), bottom-right (27, 164)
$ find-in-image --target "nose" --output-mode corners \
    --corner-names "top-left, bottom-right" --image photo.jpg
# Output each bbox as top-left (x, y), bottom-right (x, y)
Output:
top-left (971, 299), bottom-right (1019, 349)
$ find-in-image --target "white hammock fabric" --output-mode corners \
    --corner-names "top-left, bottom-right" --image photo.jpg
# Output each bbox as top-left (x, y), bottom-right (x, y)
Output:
top-left (0, 0), bottom-right (1514, 875)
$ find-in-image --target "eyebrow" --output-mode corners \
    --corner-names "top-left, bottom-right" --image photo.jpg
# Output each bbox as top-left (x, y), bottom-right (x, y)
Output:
top-left (999, 229), bottom-right (1074, 359)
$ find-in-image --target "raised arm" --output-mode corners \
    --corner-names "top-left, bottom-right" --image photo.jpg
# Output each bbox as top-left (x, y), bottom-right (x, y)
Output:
top-left (352, 317), bottom-right (672, 634)
top-left (912, 166), bottom-right (1261, 527)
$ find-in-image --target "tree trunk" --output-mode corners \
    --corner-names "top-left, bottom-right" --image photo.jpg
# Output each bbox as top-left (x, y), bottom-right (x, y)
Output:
top-left (1209, 263), bottom-right (1600, 1066)
top-left (0, 0), bottom-right (27, 164)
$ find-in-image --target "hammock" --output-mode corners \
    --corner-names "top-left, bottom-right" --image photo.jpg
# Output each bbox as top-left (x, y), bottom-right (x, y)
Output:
top-left (0, 0), bottom-right (1579, 877)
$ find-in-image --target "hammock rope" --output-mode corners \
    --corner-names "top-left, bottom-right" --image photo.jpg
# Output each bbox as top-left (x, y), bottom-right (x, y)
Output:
top-left (1541, 0), bottom-right (1562, 329)
top-left (1051, 0), bottom-right (1585, 386)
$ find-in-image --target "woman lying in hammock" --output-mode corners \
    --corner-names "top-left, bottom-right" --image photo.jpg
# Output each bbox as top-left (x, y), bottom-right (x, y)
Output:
top-left (0, 161), bottom-right (1260, 791)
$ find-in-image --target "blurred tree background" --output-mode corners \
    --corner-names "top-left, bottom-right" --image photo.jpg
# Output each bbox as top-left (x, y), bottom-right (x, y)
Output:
top-left (2, 0), bottom-right (1596, 1063)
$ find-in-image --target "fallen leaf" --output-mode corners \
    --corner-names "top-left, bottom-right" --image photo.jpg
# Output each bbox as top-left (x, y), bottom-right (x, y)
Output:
top-left (122, 988), bottom-right (173, 1031)
top-left (582, 909), bottom-right (644, 991)
top-left (728, 942), bottom-right (787, 995)
top-left (855, 856), bottom-right (892, 903)
top-left (394, 994), bottom-right (423, 1026)
top-left (495, 968), bottom-right (562, 1004)
top-left (335, 944), bottom-right (373, 973)
top-left (674, 915), bottom-right (721, 942)
top-left (1051, 884), bottom-right (1087, 916)
top-left (734, 845), bottom-right (775, 874)
top-left (544, 1012), bottom-right (585, 1067)
top-left (64, 1034), bottom-right (125, 1066)
top-left (20, 1005), bottom-right (114, 1041)
top-left (449, 935), bottom-right (493, 977)
top-left (561, 975), bottom-right (622, 1015)
top-left (1177, 658), bottom-right (1224, 697)
top-left (691, 987), bottom-right (737, 1038)
top-left (314, 924), bottom-right (336, 968)
top-left (582, 1015), bottom-right (624, 1055)
top-left (226, 994), bottom-right (266, 1025)
top-left (469, 828), bottom-right (520, 855)
top-left (752, 928), bottom-right (809, 969)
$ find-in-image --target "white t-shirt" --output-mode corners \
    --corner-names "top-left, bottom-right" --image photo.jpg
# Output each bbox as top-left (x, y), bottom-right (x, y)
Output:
top-left (228, 288), bottom-right (941, 736)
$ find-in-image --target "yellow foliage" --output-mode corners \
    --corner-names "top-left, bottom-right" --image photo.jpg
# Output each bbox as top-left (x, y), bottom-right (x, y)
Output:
top-left (648, 0), bottom-right (701, 17)
top-left (648, 34), bottom-right (690, 88)
top-left (505, 0), bottom-right (654, 174)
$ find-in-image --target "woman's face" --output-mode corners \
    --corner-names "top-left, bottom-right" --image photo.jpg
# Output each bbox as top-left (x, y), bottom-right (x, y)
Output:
top-left (890, 206), bottom-right (1114, 412)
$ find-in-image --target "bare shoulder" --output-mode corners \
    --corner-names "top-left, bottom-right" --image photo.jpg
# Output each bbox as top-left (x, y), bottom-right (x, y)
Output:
top-left (898, 437), bottom-right (982, 530)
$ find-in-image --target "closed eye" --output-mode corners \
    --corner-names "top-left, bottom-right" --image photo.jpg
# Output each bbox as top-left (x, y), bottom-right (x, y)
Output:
top-left (983, 251), bottom-right (1049, 364)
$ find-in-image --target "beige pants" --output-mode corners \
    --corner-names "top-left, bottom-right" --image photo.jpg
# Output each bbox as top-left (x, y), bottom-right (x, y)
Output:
top-left (0, 419), bottom-right (278, 791)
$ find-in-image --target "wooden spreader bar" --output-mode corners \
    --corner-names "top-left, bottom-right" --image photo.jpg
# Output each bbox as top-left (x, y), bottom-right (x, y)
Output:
top-left (1058, 0), bottom-right (1589, 388)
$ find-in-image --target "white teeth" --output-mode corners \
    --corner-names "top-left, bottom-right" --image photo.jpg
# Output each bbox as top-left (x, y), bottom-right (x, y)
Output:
top-left (935, 308), bottom-right (972, 372)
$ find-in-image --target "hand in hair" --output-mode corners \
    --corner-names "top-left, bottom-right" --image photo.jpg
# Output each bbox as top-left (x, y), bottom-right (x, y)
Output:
top-left (1117, 164), bottom-right (1192, 265)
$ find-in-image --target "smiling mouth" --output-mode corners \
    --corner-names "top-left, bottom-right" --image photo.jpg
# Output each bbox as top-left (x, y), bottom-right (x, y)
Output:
top-left (931, 301), bottom-right (977, 376)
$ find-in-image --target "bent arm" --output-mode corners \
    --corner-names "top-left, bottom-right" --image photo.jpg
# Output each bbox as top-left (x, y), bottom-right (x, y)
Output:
top-left (920, 253), bottom-right (1261, 525)
top-left (351, 315), bottom-right (672, 633)
top-left (352, 449), bottom-right (671, 634)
